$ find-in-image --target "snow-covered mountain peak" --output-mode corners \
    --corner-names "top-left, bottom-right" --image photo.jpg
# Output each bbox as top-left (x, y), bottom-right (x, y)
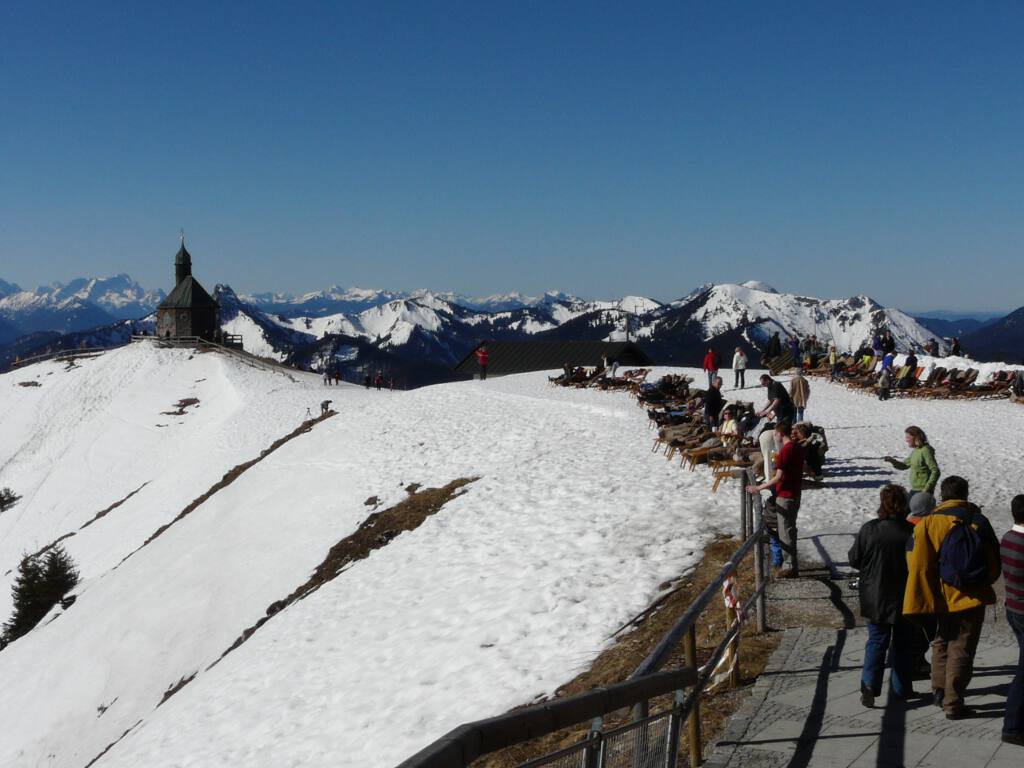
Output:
top-left (738, 280), bottom-right (779, 293)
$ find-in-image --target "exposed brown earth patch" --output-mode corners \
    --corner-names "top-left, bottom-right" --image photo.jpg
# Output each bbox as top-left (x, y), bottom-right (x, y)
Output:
top-left (471, 536), bottom-right (780, 768)
top-left (17, 380), bottom-right (41, 387)
top-left (158, 673), bottom-right (197, 706)
top-left (118, 411), bottom-right (336, 567)
top-left (215, 477), bottom-right (477, 664)
top-left (18, 483), bottom-right (152, 567)
top-left (161, 397), bottom-right (200, 416)
top-left (82, 720), bottom-right (142, 768)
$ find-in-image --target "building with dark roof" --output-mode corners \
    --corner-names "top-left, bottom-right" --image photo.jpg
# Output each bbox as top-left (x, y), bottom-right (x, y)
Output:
top-left (454, 340), bottom-right (652, 378)
top-left (156, 239), bottom-right (219, 340)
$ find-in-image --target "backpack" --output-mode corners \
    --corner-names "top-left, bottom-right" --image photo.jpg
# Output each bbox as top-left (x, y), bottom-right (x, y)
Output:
top-left (938, 510), bottom-right (990, 588)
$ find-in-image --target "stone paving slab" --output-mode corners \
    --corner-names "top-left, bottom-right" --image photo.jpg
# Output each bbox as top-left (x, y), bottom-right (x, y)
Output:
top-left (705, 618), bottom-right (1020, 768)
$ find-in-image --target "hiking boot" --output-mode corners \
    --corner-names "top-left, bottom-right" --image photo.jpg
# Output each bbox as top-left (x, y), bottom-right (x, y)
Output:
top-left (1002, 733), bottom-right (1024, 747)
top-left (933, 689), bottom-right (944, 708)
top-left (860, 682), bottom-right (875, 708)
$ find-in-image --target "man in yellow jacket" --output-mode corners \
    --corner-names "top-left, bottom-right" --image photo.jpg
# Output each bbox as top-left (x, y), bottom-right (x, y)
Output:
top-left (904, 476), bottom-right (1001, 718)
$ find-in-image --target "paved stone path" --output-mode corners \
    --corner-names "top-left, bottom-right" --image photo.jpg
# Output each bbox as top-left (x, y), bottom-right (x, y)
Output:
top-left (706, 619), bottom-right (1020, 768)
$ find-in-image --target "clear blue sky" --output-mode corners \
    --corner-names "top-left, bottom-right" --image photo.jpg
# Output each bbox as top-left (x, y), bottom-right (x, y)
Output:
top-left (2, 1), bottom-right (1022, 312)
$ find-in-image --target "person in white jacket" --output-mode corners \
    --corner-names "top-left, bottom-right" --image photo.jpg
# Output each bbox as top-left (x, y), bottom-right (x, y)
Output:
top-left (732, 347), bottom-right (748, 389)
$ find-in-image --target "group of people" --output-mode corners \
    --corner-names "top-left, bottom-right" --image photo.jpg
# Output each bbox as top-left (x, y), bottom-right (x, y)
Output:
top-left (703, 347), bottom-right (749, 390)
top-left (845, 425), bottom-right (1023, 745)
top-left (362, 370), bottom-right (395, 390)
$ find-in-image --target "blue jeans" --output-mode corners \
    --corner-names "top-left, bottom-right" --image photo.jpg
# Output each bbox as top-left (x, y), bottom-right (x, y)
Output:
top-left (795, 406), bottom-right (805, 422)
top-left (769, 535), bottom-right (784, 567)
top-left (863, 621), bottom-right (914, 698)
top-left (1006, 610), bottom-right (1024, 736)
top-left (706, 371), bottom-right (716, 388)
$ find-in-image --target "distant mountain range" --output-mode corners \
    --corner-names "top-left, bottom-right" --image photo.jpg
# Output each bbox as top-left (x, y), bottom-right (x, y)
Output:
top-left (0, 275), bottom-right (164, 343)
top-left (2, 275), bottom-right (1020, 378)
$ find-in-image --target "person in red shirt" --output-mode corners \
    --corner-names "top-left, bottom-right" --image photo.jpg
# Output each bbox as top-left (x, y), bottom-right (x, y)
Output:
top-left (474, 344), bottom-right (489, 380)
top-left (703, 347), bottom-right (719, 389)
top-left (747, 421), bottom-right (805, 577)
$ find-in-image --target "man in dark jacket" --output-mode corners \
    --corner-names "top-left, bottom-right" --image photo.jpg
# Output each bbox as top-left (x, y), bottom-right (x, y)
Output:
top-left (703, 376), bottom-right (725, 429)
top-left (757, 374), bottom-right (795, 424)
top-left (849, 485), bottom-right (916, 706)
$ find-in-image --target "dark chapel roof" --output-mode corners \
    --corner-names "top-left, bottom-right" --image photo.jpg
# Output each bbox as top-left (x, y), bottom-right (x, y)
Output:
top-left (158, 275), bottom-right (218, 310)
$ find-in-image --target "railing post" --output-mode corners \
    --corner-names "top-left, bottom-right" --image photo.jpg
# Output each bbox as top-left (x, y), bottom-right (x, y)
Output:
top-left (739, 480), bottom-right (748, 540)
top-left (729, 586), bottom-right (742, 689)
top-left (684, 625), bottom-right (702, 767)
top-left (584, 717), bottom-right (603, 768)
top-left (752, 485), bottom-right (768, 634)
top-left (665, 690), bottom-right (684, 768)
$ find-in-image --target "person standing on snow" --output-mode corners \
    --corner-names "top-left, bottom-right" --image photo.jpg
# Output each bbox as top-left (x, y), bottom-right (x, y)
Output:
top-left (702, 347), bottom-right (719, 389)
top-left (732, 347), bottom-right (747, 389)
top-left (883, 426), bottom-right (940, 498)
top-left (789, 370), bottom-right (811, 422)
top-left (475, 343), bottom-right (490, 381)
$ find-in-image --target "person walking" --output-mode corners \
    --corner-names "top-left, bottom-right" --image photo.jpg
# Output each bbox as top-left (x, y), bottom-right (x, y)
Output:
top-left (475, 343), bottom-right (490, 380)
top-left (883, 426), bottom-right (940, 498)
top-left (849, 485), bottom-right (916, 706)
top-left (703, 347), bottom-right (719, 389)
top-left (789, 370), bottom-right (810, 422)
top-left (878, 367), bottom-right (892, 401)
top-left (828, 345), bottom-right (839, 382)
top-left (732, 347), bottom-right (747, 389)
top-left (904, 476), bottom-right (1002, 719)
top-left (1000, 495), bottom-right (1024, 746)
top-left (747, 421), bottom-right (804, 577)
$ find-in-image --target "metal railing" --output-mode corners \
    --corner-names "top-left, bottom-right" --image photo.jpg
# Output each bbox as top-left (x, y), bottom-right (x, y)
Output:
top-left (130, 335), bottom-right (301, 381)
top-left (395, 668), bottom-right (697, 768)
top-left (627, 470), bottom-right (766, 767)
top-left (8, 345), bottom-right (127, 370)
top-left (396, 472), bottom-right (769, 768)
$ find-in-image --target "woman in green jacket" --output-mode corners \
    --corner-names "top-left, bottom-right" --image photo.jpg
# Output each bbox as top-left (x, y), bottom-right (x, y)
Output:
top-left (884, 426), bottom-right (940, 496)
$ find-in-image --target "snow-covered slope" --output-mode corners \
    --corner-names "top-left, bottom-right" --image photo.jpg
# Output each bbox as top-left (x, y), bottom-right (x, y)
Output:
top-left (2, 347), bottom-right (1024, 767)
top-left (0, 348), bottom-right (721, 768)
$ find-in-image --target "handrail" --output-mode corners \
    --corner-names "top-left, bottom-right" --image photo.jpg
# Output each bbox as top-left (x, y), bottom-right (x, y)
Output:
top-left (131, 335), bottom-right (301, 381)
top-left (628, 468), bottom-right (767, 767)
top-left (8, 345), bottom-right (126, 370)
top-left (394, 667), bottom-right (697, 768)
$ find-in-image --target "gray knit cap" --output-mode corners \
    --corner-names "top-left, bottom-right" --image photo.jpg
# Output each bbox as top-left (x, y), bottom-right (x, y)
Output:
top-left (909, 492), bottom-right (936, 517)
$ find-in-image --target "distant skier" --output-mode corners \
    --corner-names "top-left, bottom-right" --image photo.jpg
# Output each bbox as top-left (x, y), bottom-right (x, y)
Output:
top-left (374, 371), bottom-right (383, 390)
top-left (363, 372), bottom-right (371, 389)
top-left (475, 343), bottom-right (490, 380)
